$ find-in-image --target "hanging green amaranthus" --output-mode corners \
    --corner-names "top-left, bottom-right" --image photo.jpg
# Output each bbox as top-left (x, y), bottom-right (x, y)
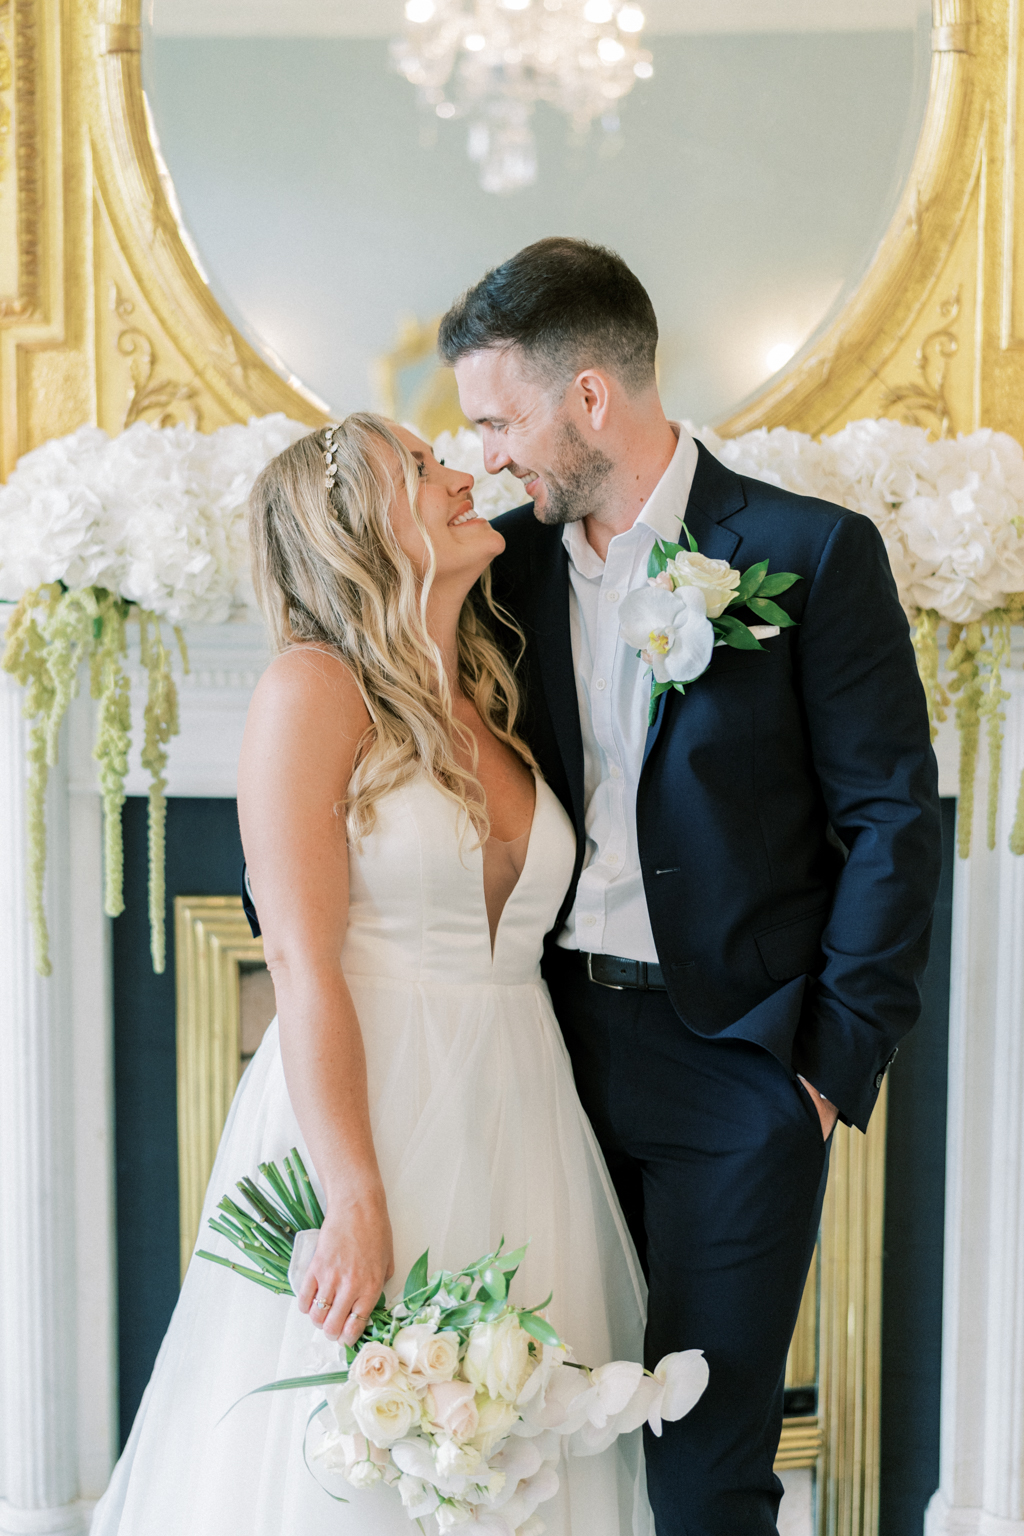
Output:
top-left (2, 584), bottom-right (186, 976)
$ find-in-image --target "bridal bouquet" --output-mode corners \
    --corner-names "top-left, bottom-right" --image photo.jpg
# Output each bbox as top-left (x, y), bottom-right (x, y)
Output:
top-left (199, 1152), bottom-right (709, 1533)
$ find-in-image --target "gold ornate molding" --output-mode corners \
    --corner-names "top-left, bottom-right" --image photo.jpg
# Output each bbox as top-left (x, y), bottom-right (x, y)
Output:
top-left (720, 0), bottom-right (1024, 444)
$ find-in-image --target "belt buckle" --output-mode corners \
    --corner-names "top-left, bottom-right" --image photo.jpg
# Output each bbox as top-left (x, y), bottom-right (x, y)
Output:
top-left (586, 953), bottom-right (625, 991)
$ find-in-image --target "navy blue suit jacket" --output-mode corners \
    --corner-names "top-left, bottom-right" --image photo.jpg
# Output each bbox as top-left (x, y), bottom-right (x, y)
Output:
top-left (489, 442), bottom-right (942, 1132)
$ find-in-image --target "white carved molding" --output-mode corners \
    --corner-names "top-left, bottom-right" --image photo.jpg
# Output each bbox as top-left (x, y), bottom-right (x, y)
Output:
top-left (926, 661), bottom-right (1024, 1535)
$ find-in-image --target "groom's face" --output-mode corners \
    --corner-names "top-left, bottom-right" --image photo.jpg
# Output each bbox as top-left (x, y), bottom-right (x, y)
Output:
top-left (454, 346), bottom-right (612, 525)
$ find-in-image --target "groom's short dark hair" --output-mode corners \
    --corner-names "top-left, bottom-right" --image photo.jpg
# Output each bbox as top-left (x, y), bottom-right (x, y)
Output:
top-left (438, 237), bottom-right (658, 397)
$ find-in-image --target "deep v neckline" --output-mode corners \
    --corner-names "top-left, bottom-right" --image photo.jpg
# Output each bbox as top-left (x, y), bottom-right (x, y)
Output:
top-left (481, 772), bottom-right (539, 958)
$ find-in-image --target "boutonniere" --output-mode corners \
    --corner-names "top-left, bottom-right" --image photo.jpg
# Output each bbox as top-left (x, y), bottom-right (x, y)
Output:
top-left (619, 526), bottom-right (802, 724)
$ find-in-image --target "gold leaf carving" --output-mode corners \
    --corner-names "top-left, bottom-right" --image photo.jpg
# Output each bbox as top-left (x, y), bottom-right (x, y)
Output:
top-left (879, 289), bottom-right (962, 439)
top-left (111, 282), bottom-right (200, 430)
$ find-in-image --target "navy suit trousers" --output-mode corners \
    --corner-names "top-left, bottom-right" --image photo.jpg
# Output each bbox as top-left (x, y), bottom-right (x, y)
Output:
top-left (546, 950), bottom-right (830, 1536)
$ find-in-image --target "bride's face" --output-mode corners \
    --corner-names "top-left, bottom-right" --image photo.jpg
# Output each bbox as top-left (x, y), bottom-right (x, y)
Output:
top-left (388, 425), bottom-right (505, 583)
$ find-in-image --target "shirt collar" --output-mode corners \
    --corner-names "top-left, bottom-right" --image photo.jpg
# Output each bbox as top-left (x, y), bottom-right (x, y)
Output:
top-left (562, 422), bottom-right (698, 577)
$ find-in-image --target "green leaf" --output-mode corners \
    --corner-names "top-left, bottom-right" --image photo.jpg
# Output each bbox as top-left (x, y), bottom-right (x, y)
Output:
top-left (647, 542), bottom-right (669, 579)
top-left (440, 1302), bottom-right (483, 1330)
top-left (478, 1292), bottom-right (507, 1322)
top-left (518, 1313), bottom-right (563, 1348)
top-left (481, 1267), bottom-right (507, 1302)
top-left (404, 1249), bottom-right (430, 1304)
top-left (712, 614), bottom-right (764, 651)
top-left (302, 1401), bottom-right (349, 1502)
top-left (680, 521), bottom-right (699, 553)
top-left (748, 596), bottom-right (796, 627)
top-left (733, 560), bottom-right (769, 605)
top-left (648, 679), bottom-right (677, 727)
top-left (756, 572), bottom-right (801, 597)
top-left (217, 1371), bottom-right (352, 1425)
top-left (494, 1244), bottom-right (529, 1274)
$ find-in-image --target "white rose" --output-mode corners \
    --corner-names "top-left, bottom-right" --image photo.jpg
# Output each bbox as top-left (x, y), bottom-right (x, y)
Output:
top-left (435, 1436), bottom-right (483, 1478)
top-left (427, 1379), bottom-right (480, 1442)
top-left (350, 1342), bottom-right (402, 1391)
top-left (347, 1458), bottom-right (384, 1489)
top-left (464, 1314), bottom-right (536, 1404)
top-left (665, 550), bottom-right (741, 618)
top-left (618, 584), bottom-right (714, 686)
top-left (397, 1473), bottom-right (439, 1516)
top-left (393, 1324), bottom-right (461, 1388)
top-left (352, 1381), bottom-right (423, 1447)
top-left (471, 1391), bottom-right (519, 1456)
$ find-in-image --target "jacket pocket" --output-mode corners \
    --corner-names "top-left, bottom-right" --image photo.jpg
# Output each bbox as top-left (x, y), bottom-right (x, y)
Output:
top-left (754, 904), bottom-right (829, 982)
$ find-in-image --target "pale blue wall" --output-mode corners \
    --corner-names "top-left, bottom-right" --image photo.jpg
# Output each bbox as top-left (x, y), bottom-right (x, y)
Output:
top-left (144, 28), bottom-right (928, 425)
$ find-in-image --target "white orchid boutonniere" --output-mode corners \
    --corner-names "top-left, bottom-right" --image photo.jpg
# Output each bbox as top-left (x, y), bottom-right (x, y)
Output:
top-left (619, 525), bottom-right (802, 724)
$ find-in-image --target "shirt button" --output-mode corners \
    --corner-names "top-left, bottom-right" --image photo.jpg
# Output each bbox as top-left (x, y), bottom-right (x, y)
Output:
top-left (606, 590), bottom-right (620, 603)
top-left (610, 765), bottom-right (621, 779)
top-left (584, 915), bottom-right (597, 927)
top-left (595, 678), bottom-right (607, 691)
top-left (606, 853), bottom-right (620, 865)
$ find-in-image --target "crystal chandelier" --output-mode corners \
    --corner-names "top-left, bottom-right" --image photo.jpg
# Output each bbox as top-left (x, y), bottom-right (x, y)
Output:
top-left (393, 0), bottom-right (654, 195)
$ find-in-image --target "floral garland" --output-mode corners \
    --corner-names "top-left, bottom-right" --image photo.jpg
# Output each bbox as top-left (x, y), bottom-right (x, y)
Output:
top-left (2, 413), bottom-right (1024, 975)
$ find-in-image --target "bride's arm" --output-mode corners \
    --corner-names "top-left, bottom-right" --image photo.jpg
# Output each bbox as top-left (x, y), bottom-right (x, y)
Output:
top-left (237, 644), bottom-right (393, 1345)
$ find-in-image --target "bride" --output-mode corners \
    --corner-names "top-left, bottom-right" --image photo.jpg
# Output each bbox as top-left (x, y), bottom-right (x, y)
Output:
top-left (91, 413), bottom-right (654, 1535)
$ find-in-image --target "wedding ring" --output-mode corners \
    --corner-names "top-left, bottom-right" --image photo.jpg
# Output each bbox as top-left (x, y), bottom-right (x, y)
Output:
top-left (313, 1297), bottom-right (331, 1311)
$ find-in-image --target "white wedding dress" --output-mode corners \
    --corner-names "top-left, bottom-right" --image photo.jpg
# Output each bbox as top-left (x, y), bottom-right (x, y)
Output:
top-left (92, 772), bottom-right (652, 1536)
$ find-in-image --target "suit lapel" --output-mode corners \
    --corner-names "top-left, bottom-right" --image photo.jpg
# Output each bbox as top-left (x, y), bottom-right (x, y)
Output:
top-left (529, 529), bottom-right (587, 838)
top-left (641, 442), bottom-right (747, 764)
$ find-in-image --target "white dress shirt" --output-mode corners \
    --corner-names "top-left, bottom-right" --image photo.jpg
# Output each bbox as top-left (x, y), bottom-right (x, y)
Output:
top-left (558, 423), bottom-right (700, 962)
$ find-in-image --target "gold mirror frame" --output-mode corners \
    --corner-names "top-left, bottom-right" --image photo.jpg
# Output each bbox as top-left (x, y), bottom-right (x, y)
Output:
top-left (6, 5), bottom-right (1014, 1529)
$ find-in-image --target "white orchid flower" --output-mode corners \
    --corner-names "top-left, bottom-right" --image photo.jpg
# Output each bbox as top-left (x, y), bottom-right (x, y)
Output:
top-left (619, 584), bottom-right (715, 685)
top-left (568, 1349), bottom-right (709, 1457)
top-left (648, 1350), bottom-right (711, 1436)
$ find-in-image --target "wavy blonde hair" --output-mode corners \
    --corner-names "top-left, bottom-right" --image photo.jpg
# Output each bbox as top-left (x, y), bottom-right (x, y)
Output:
top-left (248, 412), bottom-right (535, 843)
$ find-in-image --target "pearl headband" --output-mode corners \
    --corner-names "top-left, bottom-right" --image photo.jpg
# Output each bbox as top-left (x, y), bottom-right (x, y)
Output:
top-left (322, 422), bottom-right (341, 492)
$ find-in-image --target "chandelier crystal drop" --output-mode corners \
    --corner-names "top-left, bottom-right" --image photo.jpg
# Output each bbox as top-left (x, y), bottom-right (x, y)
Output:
top-left (394, 0), bottom-right (654, 194)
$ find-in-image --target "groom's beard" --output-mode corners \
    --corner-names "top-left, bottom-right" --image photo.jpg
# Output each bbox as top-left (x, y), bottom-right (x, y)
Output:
top-left (520, 420), bottom-right (615, 526)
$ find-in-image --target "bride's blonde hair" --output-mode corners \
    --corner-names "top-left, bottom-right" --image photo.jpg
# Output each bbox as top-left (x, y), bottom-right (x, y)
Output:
top-left (248, 412), bottom-right (535, 842)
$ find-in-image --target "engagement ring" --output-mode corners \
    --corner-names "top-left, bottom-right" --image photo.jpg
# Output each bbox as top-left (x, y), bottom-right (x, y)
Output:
top-left (313, 1297), bottom-right (331, 1311)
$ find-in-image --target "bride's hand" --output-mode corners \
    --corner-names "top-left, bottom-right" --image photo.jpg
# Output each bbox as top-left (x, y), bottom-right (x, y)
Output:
top-left (297, 1185), bottom-right (395, 1346)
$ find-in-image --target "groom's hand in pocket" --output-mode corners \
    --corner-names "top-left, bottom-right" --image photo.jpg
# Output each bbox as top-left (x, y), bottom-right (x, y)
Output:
top-left (798, 1076), bottom-right (839, 1141)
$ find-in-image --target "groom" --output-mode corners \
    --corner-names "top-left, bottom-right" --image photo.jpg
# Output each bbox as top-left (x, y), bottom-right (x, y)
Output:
top-left (439, 239), bottom-right (942, 1534)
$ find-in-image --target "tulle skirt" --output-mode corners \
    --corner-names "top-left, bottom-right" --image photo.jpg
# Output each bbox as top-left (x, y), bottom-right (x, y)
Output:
top-left (91, 975), bottom-right (653, 1535)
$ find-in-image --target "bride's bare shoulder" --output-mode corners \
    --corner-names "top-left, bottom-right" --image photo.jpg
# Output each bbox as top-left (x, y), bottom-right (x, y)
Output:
top-left (245, 642), bottom-right (371, 755)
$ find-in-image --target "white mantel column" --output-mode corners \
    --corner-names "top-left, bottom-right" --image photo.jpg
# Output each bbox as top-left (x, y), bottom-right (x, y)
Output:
top-left (0, 662), bottom-right (84, 1535)
top-left (927, 665), bottom-right (1024, 1535)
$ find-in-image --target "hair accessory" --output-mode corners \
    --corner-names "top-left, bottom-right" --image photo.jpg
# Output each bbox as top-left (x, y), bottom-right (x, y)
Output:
top-left (322, 422), bottom-right (341, 492)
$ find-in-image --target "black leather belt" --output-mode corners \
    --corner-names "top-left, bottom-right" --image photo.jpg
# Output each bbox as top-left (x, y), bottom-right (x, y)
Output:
top-left (579, 952), bottom-right (667, 991)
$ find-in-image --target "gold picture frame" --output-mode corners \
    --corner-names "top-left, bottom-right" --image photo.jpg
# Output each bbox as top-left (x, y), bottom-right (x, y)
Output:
top-left (174, 895), bottom-right (266, 1279)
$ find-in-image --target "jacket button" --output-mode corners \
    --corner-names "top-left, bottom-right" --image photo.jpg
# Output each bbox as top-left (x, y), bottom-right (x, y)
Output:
top-left (874, 1072), bottom-right (884, 1091)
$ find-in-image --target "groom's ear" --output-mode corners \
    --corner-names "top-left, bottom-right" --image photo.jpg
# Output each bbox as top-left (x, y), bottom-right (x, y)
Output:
top-left (571, 368), bottom-right (613, 432)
